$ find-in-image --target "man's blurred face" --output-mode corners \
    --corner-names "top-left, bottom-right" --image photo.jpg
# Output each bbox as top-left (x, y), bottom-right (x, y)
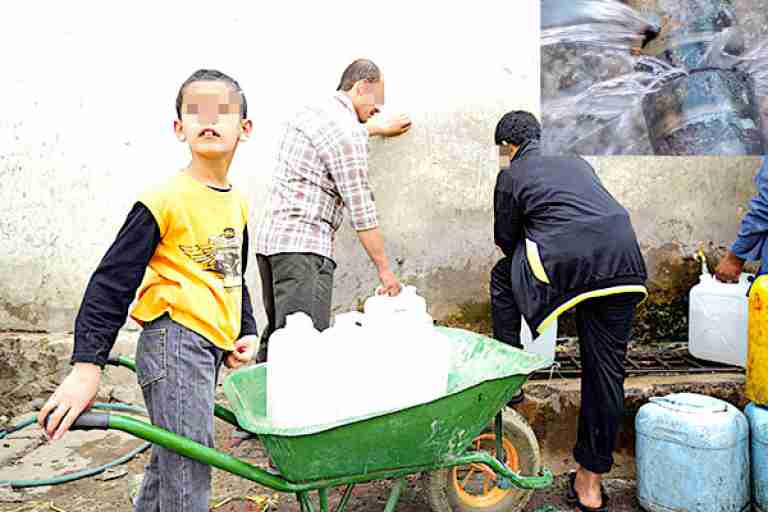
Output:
top-left (499, 143), bottom-right (515, 168)
top-left (353, 77), bottom-right (385, 123)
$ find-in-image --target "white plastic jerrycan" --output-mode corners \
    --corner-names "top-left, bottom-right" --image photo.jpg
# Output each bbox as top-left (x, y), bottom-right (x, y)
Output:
top-left (320, 311), bottom-right (369, 422)
top-left (363, 286), bottom-right (450, 412)
top-left (521, 317), bottom-right (558, 361)
top-left (266, 312), bottom-right (323, 427)
top-left (364, 285), bottom-right (428, 319)
top-left (688, 252), bottom-right (752, 367)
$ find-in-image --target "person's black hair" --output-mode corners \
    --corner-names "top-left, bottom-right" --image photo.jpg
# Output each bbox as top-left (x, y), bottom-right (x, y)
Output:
top-left (175, 69), bottom-right (247, 119)
top-left (336, 59), bottom-right (381, 92)
top-left (494, 111), bottom-right (541, 146)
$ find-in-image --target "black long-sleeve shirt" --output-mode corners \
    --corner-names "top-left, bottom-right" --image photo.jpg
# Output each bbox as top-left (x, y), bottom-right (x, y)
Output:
top-left (71, 200), bottom-right (258, 367)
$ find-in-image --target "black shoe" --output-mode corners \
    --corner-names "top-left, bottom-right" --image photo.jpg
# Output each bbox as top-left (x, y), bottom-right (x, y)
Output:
top-left (506, 390), bottom-right (525, 407)
top-left (566, 471), bottom-right (609, 511)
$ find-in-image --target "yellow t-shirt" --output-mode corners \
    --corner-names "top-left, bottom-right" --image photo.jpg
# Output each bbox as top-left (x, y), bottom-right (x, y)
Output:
top-left (130, 173), bottom-right (248, 351)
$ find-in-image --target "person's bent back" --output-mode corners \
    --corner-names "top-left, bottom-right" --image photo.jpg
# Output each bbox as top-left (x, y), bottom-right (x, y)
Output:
top-left (491, 110), bottom-right (646, 511)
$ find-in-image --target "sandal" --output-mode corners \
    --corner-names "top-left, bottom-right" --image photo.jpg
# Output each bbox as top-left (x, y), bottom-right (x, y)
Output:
top-left (566, 471), bottom-right (610, 511)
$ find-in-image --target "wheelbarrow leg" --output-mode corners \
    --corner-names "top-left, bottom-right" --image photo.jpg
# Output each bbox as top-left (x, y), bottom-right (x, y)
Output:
top-left (494, 411), bottom-right (515, 490)
top-left (297, 491), bottom-right (316, 512)
top-left (318, 488), bottom-right (329, 512)
top-left (333, 484), bottom-right (355, 512)
top-left (383, 478), bottom-right (407, 512)
top-left (494, 411), bottom-right (506, 464)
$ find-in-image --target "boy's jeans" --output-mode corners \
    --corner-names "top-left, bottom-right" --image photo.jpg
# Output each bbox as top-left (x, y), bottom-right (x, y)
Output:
top-left (134, 314), bottom-right (224, 512)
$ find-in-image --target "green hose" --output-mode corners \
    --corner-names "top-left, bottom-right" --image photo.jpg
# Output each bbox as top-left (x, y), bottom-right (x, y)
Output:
top-left (0, 402), bottom-right (150, 488)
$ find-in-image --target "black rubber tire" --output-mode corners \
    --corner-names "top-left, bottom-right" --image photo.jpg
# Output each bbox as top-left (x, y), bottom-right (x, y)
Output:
top-left (424, 408), bottom-right (541, 512)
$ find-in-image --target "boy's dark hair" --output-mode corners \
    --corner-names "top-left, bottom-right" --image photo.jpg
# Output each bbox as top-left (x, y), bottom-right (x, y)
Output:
top-left (175, 69), bottom-right (247, 120)
top-left (494, 111), bottom-right (541, 146)
top-left (336, 59), bottom-right (381, 92)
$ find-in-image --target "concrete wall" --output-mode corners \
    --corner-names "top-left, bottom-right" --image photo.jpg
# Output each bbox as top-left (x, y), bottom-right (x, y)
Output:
top-left (1, 3), bottom-right (763, 337)
top-left (0, 1), bottom-right (538, 332)
top-left (591, 156), bottom-right (762, 288)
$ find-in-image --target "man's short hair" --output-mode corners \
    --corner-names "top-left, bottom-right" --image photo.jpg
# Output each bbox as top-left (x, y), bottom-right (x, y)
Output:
top-left (336, 59), bottom-right (381, 92)
top-left (175, 69), bottom-right (247, 120)
top-left (494, 111), bottom-right (541, 146)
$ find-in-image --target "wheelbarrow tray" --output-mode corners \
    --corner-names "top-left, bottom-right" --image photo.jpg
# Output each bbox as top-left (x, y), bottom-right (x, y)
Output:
top-left (223, 327), bottom-right (551, 483)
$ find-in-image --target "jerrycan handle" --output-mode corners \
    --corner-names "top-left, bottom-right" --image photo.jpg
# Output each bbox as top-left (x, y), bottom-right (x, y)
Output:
top-left (374, 284), bottom-right (416, 295)
top-left (649, 396), bottom-right (727, 414)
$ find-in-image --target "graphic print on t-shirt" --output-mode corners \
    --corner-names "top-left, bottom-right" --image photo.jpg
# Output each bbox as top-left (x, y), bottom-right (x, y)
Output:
top-left (179, 227), bottom-right (242, 291)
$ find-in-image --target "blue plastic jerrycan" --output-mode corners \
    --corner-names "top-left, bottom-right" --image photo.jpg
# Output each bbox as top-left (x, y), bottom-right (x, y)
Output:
top-left (636, 393), bottom-right (750, 512)
top-left (746, 402), bottom-right (768, 512)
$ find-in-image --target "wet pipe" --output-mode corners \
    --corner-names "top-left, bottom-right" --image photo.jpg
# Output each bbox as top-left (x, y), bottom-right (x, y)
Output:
top-left (641, 0), bottom-right (766, 154)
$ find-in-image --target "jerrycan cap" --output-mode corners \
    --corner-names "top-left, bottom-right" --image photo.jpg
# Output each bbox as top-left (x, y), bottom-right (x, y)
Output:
top-left (285, 311), bottom-right (314, 329)
top-left (649, 393), bottom-right (728, 414)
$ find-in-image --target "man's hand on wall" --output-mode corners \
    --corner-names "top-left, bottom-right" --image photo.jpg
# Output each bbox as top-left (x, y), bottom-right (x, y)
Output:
top-left (367, 113), bottom-right (412, 138)
top-left (715, 251), bottom-right (745, 283)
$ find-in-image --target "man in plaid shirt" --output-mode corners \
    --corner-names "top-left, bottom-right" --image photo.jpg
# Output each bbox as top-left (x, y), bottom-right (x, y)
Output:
top-left (255, 59), bottom-right (411, 358)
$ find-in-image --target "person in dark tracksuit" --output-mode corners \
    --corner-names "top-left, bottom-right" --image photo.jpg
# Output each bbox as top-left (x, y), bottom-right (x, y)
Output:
top-left (491, 111), bottom-right (647, 512)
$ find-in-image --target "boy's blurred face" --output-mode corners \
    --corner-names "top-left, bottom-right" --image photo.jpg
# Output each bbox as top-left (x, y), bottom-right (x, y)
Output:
top-left (174, 81), bottom-right (250, 157)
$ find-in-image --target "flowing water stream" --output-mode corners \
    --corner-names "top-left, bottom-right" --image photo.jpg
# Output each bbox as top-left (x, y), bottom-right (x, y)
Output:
top-left (541, 0), bottom-right (768, 155)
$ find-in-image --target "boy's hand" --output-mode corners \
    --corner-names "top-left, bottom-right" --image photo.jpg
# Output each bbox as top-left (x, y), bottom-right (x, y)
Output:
top-left (367, 113), bottom-right (412, 138)
top-left (37, 363), bottom-right (101, 441)
top-left (225, 335), bottom-right (258, 369)
top-left (715, 251), bottom-right (745, 283)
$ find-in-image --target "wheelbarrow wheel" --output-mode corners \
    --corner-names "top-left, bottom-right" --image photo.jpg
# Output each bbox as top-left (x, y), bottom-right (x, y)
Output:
top-left (423, 408), bottom-right (541, 512)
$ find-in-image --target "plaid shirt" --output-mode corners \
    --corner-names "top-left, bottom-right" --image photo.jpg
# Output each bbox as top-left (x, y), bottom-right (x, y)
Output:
top-left (255, 93), bottom-right (379, 261)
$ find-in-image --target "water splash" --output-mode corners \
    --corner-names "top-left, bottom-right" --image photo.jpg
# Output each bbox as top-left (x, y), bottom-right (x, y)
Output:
top-left (541, 0), bottom-right (768, 155)
top-left (542, 0), bottom-right (660, 49)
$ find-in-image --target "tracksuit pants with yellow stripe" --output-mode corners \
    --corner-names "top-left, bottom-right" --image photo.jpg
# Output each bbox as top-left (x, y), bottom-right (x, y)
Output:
top-left (491, 257), bottom-right (643, 474)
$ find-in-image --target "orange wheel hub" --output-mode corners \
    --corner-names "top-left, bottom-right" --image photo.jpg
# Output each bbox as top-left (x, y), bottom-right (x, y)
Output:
top-left (451, 433), bottom-right (519, 508)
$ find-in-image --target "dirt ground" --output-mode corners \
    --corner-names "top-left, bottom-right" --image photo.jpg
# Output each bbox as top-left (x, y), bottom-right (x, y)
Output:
top-left (0, 411), bottom-right (646, 512)
top-left (0, 324), bottom-right (655, 512)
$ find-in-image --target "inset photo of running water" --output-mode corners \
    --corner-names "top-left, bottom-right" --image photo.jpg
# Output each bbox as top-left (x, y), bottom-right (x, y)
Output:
top-left (541, 0), bottom-right (768, 155)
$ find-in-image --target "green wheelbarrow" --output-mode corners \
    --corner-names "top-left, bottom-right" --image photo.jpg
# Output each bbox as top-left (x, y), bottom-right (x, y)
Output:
top-left (67, 327), bottom-right (553, 511)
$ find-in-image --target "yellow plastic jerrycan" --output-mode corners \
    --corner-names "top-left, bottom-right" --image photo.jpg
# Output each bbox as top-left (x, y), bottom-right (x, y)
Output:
top-left (748, 274), bottom-right (768, 404)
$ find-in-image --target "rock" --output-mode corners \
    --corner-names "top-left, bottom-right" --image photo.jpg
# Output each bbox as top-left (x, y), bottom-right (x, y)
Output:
top-left (0, 333), bottom-right (64, 426)
top-left (109, 385), bottom-right (143, 406)
top-left (128, 473), bottom-right (144, 506)
top-left (98, 467), bottom-right (128, 481)
top-left (0, 484), bottom-right (23, 503)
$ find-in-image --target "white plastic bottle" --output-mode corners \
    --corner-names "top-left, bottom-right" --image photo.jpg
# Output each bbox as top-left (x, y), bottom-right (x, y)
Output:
top-left (320, 311), bottom-right (368, 423)
top-left (688, 253), bottom-right (752, 367)
top-left (266, 312), bottom-right (322, 427)
top-left (521, 317), bottom-right (558, 361)
top-left (363, 286), bottom-right (450, 412)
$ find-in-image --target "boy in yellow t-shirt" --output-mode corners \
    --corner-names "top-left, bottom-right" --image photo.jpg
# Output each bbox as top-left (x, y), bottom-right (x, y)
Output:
top-left (38, 69), bottom-right (258, 511)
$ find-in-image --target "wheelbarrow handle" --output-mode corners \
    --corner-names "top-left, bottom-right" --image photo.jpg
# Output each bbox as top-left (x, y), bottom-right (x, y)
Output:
top-left (106, 355), bottom-right (136, 372)
top-left (501, 468), bottom-right (554, 490)
top-left (69, 411), bottom-right (111, 431)
top-left (43, 411), bottom-right (111, 433)
top-left (473, 452), bottom-right (554, 490)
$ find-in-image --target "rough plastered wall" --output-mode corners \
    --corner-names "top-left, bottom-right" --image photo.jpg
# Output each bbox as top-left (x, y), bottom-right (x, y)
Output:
top-left (0, 1), bottom-right (537, 332)
top-left (587, 156), bottom-right (763, 340)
